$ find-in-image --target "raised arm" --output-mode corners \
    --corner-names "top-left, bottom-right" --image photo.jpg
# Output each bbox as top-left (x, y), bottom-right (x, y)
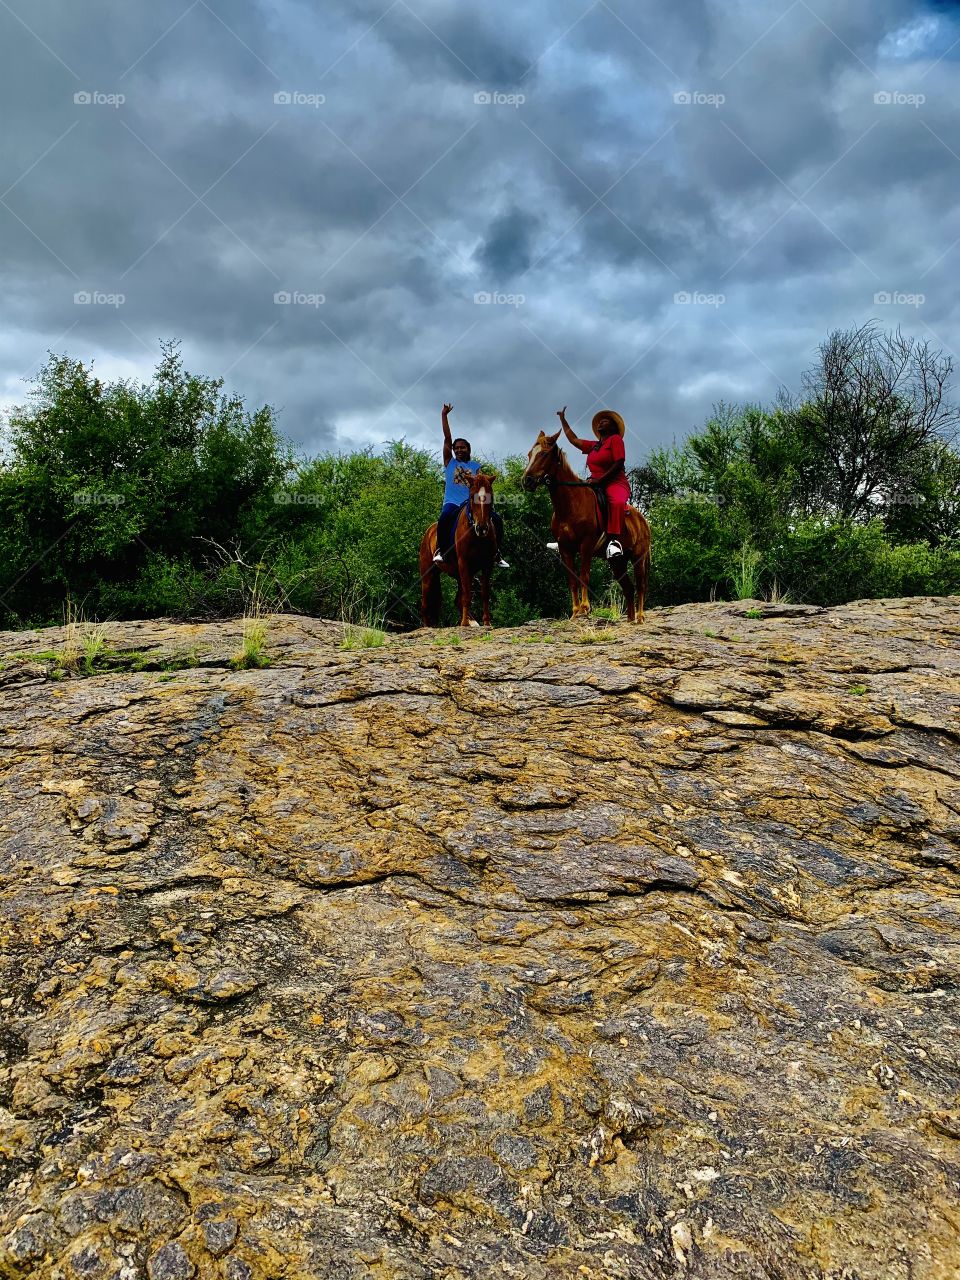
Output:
top-left (441, 403), bottom-right (454, 466)
top-left (556, 406), bottom-right (592, 453)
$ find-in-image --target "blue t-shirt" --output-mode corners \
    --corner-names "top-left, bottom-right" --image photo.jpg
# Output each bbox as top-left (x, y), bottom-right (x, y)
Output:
top-left (443, 457), bottom-right (481, 506)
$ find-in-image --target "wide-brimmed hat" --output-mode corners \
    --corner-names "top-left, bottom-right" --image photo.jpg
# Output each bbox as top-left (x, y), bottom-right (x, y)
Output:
top-left (592, 409), bottom-right (625, 438)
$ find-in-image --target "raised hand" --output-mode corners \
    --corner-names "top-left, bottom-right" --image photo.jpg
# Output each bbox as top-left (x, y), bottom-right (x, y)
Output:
top-left (442, 403), bottom-right (454, 415)
top-left (556, 406), bottom-right (567, 419)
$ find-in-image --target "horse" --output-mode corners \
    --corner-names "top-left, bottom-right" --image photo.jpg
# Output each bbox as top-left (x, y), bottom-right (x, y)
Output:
top-left (521, 428), bottom-right (651, 622)
top-left (419, 471), bottom-right (500, 627)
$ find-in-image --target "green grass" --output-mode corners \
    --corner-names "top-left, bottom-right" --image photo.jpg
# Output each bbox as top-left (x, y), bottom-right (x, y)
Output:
top-left (22, 606), bottom-right (114, 679)
top-left (339, 596), bottom-right (389, 651)
top-left (745, 608), bottom-right (764, 619)
top-left (567, 628), bottom-right (614, 644)
top-left (730, 542), bottom-right (762, 600)
top-left (765, 578), bottom-right (791, 604)
top-left (848, 683), bottom-right (868, 696)
top-left (81, 627), bottom-right (109, 674)
top-left (231, 618), bottom-right (270, 670)
top-left (341, 624), bottom-right (388, 650)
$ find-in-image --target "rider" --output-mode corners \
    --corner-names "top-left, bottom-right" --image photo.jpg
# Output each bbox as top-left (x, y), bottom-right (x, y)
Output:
top-left (433, 403), bottom-right (509, 566)
top-left (557, 406), bottom-right (631, 558)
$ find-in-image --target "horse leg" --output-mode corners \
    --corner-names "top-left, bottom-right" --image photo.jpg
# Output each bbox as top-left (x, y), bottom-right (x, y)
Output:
top-left (578, 539), bottom-right (594, 617)
top-left (635, 548), bottom-right (650, 624)
top-left (457, 555), bottom-right (473, 626)
top-left (559, 547), bottom-right (581, 618)
top-left (481, 564), bottom-right (493, 626)
top-left (419, 530), bottom-right (439, 626)
top-left (421, 568), bottom-right (437, 627)
top-left (614, 559), bottom-right (635, 623)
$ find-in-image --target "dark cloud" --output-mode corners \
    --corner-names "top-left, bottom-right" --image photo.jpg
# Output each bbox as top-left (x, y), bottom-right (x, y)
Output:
top-left (475, 207), bottom-right (540, 278)
top-left (1, 0), bottom-right (958, 465)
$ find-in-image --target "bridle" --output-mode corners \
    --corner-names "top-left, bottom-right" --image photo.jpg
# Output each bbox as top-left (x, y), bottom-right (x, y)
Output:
top-left (466, 481), bottom-right (494, 536)
top-left (525, 440), bottom-right (594, 491)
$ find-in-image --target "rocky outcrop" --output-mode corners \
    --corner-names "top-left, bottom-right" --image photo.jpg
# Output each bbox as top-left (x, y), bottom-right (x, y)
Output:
top-left (0, 598), bottom-right (958, 1279)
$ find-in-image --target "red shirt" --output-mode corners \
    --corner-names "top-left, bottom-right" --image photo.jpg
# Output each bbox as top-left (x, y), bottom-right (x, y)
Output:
top-left (577, 433), bottom-right (627, 485)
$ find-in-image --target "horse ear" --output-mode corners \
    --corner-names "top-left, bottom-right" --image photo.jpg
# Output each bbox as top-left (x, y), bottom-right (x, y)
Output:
top-left (547, 428), bottom-right (561, 444)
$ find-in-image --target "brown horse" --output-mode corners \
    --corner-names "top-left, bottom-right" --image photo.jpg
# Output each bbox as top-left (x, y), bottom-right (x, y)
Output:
top-left (419, 471), bottom-right (499, 627)
top-left (521, 429), bottom-right (651, 622)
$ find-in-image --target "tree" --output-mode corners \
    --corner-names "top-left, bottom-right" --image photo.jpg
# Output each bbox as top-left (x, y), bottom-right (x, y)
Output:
top-left (0, 343), bottom-right (292, 625)
top-left (792, 322), bottom-right (960, 520)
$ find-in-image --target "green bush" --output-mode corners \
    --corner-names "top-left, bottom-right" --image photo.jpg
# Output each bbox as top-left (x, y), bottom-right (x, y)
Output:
top-left (647, 496), bottom-right (737, 605)
top-left (765, 520), bottom-right (959, 604)
top-left (1, 340), bottom-right (957, 631)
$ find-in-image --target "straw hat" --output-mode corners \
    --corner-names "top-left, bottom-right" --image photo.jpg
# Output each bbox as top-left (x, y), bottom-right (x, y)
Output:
top-left (591, 409), bottom-right (625, 438)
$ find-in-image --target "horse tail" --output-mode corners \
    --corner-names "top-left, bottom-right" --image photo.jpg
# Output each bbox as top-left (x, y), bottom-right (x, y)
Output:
top-left (419, 524), bottom-right (443, 627)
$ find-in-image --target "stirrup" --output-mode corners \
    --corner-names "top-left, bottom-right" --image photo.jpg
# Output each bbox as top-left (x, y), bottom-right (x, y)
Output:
top-left (433, 551), bottom-right (444, 563)
top-left (605, 539), bottom-right (624, 559)
top-left (546, 541), bottom-right (560, 551)
top-left (497, 557), bottom-right (510, 568)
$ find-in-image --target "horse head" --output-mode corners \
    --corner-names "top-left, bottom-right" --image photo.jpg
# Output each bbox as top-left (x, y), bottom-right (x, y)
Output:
top-left (521, 429), bottom-right (561, 490)
top-left (467, 471), bottom-right (495, 536)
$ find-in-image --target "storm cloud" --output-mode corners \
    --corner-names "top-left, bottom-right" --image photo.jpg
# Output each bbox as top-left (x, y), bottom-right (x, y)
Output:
top-left (1, 0), bottom-right (958, 464)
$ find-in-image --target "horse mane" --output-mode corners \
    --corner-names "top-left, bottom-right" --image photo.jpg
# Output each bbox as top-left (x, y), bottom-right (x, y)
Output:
top-left (551, 445), bottom-right (580, 484)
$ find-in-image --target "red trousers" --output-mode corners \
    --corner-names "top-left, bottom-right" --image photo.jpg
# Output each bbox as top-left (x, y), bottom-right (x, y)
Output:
top-left (603, 480), bottom-right (631, 536)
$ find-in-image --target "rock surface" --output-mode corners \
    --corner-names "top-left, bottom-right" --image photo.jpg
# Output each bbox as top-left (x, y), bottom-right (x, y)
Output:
top-left (0, 599), bottom-right (959, 1279)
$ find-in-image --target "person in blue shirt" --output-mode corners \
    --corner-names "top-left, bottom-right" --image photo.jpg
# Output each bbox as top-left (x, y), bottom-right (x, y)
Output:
top-left (433, 403), bottom-right (509, 566)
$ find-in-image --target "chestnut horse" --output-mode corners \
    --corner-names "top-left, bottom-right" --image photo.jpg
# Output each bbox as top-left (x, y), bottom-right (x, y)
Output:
top-left (522, 429), bottom-right (651, 622)
top-left (419, 471), bottom-right (499, 627)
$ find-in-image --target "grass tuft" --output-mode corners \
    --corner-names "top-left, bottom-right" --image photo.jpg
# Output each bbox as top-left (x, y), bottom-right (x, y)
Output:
top-left (730, 542), bottom-right (762, 601)
top-left (341, 624), bottom-right (388, 650)
top-left (231, 607), bottom-right (271, 670)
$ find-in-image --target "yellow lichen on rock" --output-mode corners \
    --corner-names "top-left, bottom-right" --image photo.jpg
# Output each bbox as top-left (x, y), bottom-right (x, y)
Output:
top-left (0, 600), bottom-right (958, 1278)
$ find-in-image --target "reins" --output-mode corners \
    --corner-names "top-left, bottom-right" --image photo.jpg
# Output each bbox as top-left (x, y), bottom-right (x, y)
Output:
top-left (533, 443), bottom-right (595, 490)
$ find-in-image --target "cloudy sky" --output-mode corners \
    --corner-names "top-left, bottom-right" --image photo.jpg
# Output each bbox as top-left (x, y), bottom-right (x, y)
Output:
top-left (1, 0), bottom-right (959, 465)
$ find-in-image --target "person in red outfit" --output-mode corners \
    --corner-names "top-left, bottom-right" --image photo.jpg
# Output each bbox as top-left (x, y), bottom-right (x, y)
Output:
top-left (556, 406), bottom-right (631, 558)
